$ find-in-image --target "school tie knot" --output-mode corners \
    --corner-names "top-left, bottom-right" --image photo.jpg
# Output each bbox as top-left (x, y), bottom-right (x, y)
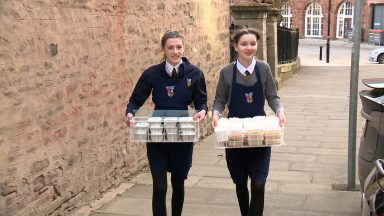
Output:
top-left (245, 70), bottom-right (251, 77)
top-left (171, 68), bottom-right (177, 78)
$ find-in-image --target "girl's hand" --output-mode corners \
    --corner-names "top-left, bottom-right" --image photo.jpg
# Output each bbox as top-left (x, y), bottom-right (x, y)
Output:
top-left (212, 111), bottom-right (220, 128)
top-left (193, 110), bottom-right (206, 122)
top-left (126, 113), bottom-right (134, 127)
top-left (277, 110), bottom-right (286, 126)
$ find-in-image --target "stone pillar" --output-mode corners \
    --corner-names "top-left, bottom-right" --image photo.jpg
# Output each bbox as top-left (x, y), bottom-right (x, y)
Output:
top-left (266, 8), bottom-right (281, 81)
top-left (230, 3), bottom-right (269, 61)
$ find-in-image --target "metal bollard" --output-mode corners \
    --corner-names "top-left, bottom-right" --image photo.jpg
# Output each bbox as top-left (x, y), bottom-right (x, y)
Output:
top-left (319, 46), bottom-right (323, 61)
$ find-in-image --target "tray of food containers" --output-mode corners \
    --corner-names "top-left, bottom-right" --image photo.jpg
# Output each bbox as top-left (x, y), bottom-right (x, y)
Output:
top-left (130, 110), bottom-right (199, 143)
top-left (214, 116), bottom-right (284, 148)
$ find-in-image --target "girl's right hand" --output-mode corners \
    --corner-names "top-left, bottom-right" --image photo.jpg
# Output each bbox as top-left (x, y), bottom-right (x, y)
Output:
top-left (211, 111), bottom-right (220, 128)
top-left (126, 113), bottom-right (134, 127)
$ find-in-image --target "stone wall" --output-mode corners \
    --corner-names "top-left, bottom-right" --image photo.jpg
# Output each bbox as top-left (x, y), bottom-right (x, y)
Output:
top-left (0, 1), bottom-right (230, 215)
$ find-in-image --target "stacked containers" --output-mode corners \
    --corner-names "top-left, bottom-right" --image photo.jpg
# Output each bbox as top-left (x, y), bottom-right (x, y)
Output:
top-left (179, 117), bottom-right (195, 142)
top-left (264, 116), bottom-right (282, 145)
top-left (164, 117), bottom-right (179, 142)
top-left (214, 116), bottom-right (284, 148)
top-left (245, 117), bottom-right (265, 146)
top-left (227, 118), bottom-right (244, 147)
top-left (148, 117), bottom-right (164, 142)
top-left (133, 122), bottom-right (149, 141)
top-left (215, 118), bottom-right (230, 147)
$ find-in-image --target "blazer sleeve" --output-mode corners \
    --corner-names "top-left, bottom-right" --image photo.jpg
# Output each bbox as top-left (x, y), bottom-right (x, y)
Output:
top-left (212, 67), bottom-right (229, 114)
top-left (126, 70), bottom-right (153, 115)
top-left (192, 70), bottom-right (208, 112)
top-left (262, 63), bottom-right (283, 113)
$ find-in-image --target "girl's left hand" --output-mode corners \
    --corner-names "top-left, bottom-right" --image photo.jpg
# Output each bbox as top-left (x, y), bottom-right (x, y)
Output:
top-left (193, 110), bottom-right (206, 122)
top-left (277, 110), bottom-right (286, 126)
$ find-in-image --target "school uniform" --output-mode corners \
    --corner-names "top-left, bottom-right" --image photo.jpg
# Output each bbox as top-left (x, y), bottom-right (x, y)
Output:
top-left (213, 58), bottom-right (283, 184)
top-left (126, 57), bottom-right (207, 180)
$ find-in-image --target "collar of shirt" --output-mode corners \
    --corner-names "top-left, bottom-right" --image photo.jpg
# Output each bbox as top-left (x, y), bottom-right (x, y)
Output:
top-left (236, 58), bottom-right (256, 75)
top-left (165, 60), bottom-right (183, 77)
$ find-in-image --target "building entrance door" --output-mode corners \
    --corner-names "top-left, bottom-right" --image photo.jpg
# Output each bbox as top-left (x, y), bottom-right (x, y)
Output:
top-left (344, 18), bottom-right (352, 39)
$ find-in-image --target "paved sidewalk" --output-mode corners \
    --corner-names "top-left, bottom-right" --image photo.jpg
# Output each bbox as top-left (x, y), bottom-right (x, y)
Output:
top-left (75, 40), bottom-right (384, 216)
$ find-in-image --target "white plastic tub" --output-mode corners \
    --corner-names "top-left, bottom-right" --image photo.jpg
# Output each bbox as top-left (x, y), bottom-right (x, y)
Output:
top-left (150, 134), bottom-right (164, 142)
top-left (179, 117), bottom-right (194, 128)
top-left (215, 127), bottom-right (228, 142)
top-left (165, 127), bottom-right (178, 134)
top-left (179, 125), bottom-right (195, 134)
top-left (180, 133), bottom-right (195, 142)
top-left (148, 117), bottom-right (163, 128)
top-left (150, 127), bottom-right (163, 134)
top-left (166, 133), bottom-right (179, 142)
top-left (134, 133), bottom-right (148, 141)
top-left (163, 117), bottom-right (178, 127)
top-left (134, 122), bottom-right (149, 134)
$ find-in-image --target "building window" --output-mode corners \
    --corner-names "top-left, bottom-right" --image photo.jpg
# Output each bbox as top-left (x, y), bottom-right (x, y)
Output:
top-left (336, 1), bottom-right (354, 38)
top-left (305, 2), bottom-right (324, 37)
top-left (281, 3), bottom-right (292, 28)
top-left (372, 4), bottom-right (384, 29)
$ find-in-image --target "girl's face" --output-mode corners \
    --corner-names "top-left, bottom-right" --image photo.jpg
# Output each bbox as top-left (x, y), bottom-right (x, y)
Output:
top-left (235, 33), bottom-right (258, 62)
top-left (163, 38), bottom-right (184, 66)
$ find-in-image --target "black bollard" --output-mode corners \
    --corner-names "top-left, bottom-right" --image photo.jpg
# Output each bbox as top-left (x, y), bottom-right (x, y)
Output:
top-left (319, 46), bottom-right (323, 61)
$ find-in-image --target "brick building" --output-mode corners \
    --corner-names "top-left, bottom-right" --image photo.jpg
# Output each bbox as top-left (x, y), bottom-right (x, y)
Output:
top-left (279, 0), bottom-right (384, 41)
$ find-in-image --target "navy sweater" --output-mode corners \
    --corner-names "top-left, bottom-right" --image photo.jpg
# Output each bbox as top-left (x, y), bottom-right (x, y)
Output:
top-left (126, 57), bottom-right (208, 115)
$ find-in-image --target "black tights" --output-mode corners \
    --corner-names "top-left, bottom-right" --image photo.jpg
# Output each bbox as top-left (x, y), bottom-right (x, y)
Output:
top-left (236, 180), bottom-right (266, 216)
top-left (152, 172), bottom-right (185, 216)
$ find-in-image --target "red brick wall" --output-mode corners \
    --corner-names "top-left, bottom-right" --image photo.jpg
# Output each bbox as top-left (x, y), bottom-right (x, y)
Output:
top-left (289, 0), bottom-right (381, 41)
top-left (363, 0), bottom-right (384, 40)
top-left (286, 0), bottom-right (354, 39)
top-left (0, 1), bottom-right (230, 215)
top-left (235, 0), bottom-right (381, 41)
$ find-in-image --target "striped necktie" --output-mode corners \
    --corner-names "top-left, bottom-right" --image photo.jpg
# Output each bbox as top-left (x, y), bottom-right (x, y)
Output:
top-left (245, 70), bottom-right (251, 77)
top-left (171, 68), bottom-right (177, 78)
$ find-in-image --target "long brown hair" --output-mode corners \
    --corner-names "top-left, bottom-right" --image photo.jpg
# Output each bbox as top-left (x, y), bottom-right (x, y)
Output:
top-left (232, 27), bottom-right (260, 46)
top-left (161, 31), bottom-right (184, 49)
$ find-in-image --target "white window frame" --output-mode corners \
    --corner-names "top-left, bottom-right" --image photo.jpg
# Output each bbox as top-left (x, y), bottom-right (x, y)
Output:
top-left (281, 3), bottom-right (293, 28)
top-left (336, 1), bottom-right (354, 38)
top-left (305, 2), bottom-right (324, 37)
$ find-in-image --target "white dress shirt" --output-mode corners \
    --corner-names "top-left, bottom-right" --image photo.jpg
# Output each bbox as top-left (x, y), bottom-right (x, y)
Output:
top-left (236, 58), bottom-right (256, 76)
top-left (165, 60), bottom-right (183, 77)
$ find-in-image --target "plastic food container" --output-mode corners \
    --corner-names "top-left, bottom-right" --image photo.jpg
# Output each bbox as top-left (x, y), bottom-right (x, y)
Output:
top-left (179, 117), bottom-right (194, 128)
top-left (264, 128), bottom-right (283, 145)
top-left (217, 118), bottom-right (230, 129)
top-left (150, 127), bottom-right (163, 134)
top-left (148, 117), bottom-right (163, 128)
top-left (165, 127), bottom-right (178, 134)
top-left (134, 122), bottom-right (149, 134)
top-left (229, 118), bottom-right (243, 130)
top-left (166, 133), bottom-right (179, 142)
top-left (246, 130), bottom-right (264, 146)
top-left (179, 125), bottom-right (195, 134)
top-left (227, 130), bottom-right (246, 147)
top-left (134, 133), bottom-right (148, 141)
top-left (215, 127), bottom-right (229, 142)
top-left (180, 132), bottom-right (195, 142)
top-left (150, 134), bottom-right (164, 142)
top-left (163, 117), bottom-right (178, 127)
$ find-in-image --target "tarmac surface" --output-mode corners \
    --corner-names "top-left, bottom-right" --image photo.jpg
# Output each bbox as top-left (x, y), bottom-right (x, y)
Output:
top-left (74, 39), bottom-right (384, 216)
